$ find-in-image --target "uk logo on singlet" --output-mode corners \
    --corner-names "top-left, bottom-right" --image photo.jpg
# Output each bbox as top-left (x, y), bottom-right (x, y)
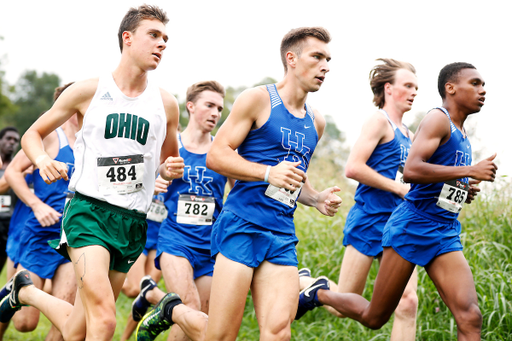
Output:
top-left (400, 144), bottom-right (410, 166)
top-left (454, 150), bottom-right (471, 182)
top-left (280, 127), bottom-right (310, 170)
top-left (183, 166), bottom-right (213, 196)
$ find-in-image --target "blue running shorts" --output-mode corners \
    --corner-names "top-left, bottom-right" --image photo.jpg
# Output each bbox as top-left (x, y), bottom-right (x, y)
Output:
top-left (211, 210), bottom-right (299, 268)
top-left (18, 220), bottom-right (69, 279)
top-left (343, 203), bottom-right (391, 257)
top-left (382, 201), bottom-right (463, 267)
top-left (156, 240), bottom-right (214, 279)
top-left (143, 219), bottom-right (160, 256)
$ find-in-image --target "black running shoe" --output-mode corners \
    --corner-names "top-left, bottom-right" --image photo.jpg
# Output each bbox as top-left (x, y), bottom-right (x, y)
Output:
top-left (0, 270), bottom-right (33, 323)
top-left (132, 275), bottom-right (157, 322)
top-left (295, 276), bottom-right (329, 320)
top-left (298, 268), bottom-right (312, 278)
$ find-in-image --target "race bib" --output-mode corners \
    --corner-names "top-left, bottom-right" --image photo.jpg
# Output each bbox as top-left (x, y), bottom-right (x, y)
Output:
top-left (395, 165), bottom-right (410, 190)
top-left (97, 155), bottom-right (144, 194)
top-left (177, 194), bottom-right (215, 225)
top-left (0, 195), bottom-right (11, 213)
top-left (147, 199), bottom-right (168, 223)
top-left (436, 179), bottom-right (469, 213)
top-left (265, 181), bottom-right (304, 208)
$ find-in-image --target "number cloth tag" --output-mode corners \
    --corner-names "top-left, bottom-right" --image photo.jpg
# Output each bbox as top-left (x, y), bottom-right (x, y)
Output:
top-left (0, 195), bottom-right (11, 213)
top-left (265, 181), bottom-right (304, 208)
top-left (177, 194), bottom-right (215, 225)
top-left (395, 165), bottom-right (411, 190)
top-left (147, 199), bottom-right (168, 223)
top-left (97, 155), bottom-right (144, 194)
top-left (64, 192), bottom-right (75, 206)
top-left (436, 179), bottom-right (469, 213)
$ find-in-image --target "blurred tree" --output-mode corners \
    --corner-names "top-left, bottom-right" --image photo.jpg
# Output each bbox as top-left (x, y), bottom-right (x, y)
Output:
top-left (7, 70), bottom-right (60, 135)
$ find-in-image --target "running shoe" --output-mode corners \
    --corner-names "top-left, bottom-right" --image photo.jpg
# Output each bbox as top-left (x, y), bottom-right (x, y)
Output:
top-left (132, 275), bottom-right (158, 322)
top-left (136, 292), bottom-right (182, 341)
top-left (0, 277), bottom-right (13, 301)
top-left (0, 270), bottom-right (33, 323)
top-left (298, 268), bottom-right (311, 278)
top-left (295, 276), bottom-right (329, 320)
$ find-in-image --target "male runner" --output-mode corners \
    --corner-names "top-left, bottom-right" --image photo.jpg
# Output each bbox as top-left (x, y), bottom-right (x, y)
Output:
top-left (135, 80), bottom-right (234, 341)
top-left (0, 5), bottom-right (185, 340)
top-left (306, 62), bottom-right (497, 341)
top-left (2, 109), bottom-right (78, 340)
top-left (0, 127), bottom-right (20, 273)
top-left (297, 59), bottom-right (419, 340)
top-left (203, 27), bottom-right (341, 341)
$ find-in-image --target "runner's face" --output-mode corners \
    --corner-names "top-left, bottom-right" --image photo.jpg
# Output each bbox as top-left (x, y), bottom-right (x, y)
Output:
top-left (453, 68), bottom-right (486, 113)
top-left (295, 37), bottom-right (331, 92)
top-left (130, 19), bottom-right (167, 70)
top-left (0, 131), bottom-right (20, 155)
top-left (389, 68), bottom-right (418, 114)
top-left (188, 91), bottom-right (224, 133)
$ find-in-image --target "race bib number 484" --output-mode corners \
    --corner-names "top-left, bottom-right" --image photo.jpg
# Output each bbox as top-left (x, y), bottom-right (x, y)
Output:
top-left (436, 179), bottom-right (469, 213)
top-left (97, 155), bottom-right (144, 194)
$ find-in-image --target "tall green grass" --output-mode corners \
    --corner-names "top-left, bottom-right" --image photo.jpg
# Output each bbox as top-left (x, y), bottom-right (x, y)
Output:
top-left (1, 176), bottom-right (510, 340)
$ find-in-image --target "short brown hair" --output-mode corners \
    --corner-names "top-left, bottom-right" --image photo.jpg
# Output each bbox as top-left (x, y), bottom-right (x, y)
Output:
top-left (118, 4), bottom-right (169, 52)
top-left (53, 82), bottom-right (74, 102)
top-left (185, 81), bottom-right (225, 114)
top-left (369, 58), bottom-right (416, 108)
top-left (280, 27), bottom-right (331, 73)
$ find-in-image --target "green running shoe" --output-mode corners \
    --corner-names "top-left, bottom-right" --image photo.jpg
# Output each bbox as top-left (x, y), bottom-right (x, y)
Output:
top-left (136, 292), bottom-right (182, 341)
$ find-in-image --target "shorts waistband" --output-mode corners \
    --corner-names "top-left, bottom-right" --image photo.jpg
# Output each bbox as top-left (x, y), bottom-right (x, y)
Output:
top-left (75, 192), bottom-right (147, 221)
top-left (404, 201), bottom-right (457, 224)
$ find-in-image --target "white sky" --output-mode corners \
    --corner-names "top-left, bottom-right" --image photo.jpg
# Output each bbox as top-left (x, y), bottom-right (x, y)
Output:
top-left (1, 0), bottom-right (510, 177)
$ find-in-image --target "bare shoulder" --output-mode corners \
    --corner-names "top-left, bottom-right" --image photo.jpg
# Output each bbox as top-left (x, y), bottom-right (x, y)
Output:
top-left (158, 88), bottom-right (179, 120)
top-left (310, 106), bottom-right (326, 138)
top-left (63, 78), bottom-right (100, 102)
top-left (231, 86), bottom-right (270, 121)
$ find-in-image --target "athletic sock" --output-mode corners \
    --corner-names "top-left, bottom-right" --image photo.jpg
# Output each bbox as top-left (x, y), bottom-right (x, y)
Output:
top-left (163, 299), bottom-right (182, 323)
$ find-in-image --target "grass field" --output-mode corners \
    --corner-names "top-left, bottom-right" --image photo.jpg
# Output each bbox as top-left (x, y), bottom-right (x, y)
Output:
top-left (1, 174), bottom-right (510, 340)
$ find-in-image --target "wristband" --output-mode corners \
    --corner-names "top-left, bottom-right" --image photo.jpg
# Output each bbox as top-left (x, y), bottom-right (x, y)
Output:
top-left (35, 154), bottom-right (49, 166)
top-left (264, 165), bottom-right (271, 183)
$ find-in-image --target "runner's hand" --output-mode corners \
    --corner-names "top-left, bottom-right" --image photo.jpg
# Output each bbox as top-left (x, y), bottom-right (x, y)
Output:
top-left (267, 161), bottom-right (305, 191)
top-left (465, 179), bottom-right (481, 204)
top-left (32, 201), bottom-right (62, 227)
top-left (470, 153), bottom-right (498, 182)
top-left (154, 175), bottom-right (170, 195)
top-left (316, 186), bottom-right (342, 216)
top-left (36, 155), bottom-right (69, 184)
top-left (162, 156), bottom-right (184, 180)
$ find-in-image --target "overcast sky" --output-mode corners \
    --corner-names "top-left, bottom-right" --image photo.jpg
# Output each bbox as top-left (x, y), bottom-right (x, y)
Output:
top-left (1, 0), bottom-right (510, 178)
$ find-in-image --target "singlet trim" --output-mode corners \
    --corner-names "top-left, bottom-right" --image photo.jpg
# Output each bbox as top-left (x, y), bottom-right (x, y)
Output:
top-left (379, 109), bottom-right (409, 137)
top-left (56, 127), bottom-right (69, 149)
top-left (266, 84), bottom-right (315, 122)
top-left (435, 107), bottom-right (467, 139)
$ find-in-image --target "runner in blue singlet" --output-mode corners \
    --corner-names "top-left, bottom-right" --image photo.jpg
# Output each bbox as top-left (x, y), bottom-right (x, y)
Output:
top-left (306, 62), bottom-right (497, 341)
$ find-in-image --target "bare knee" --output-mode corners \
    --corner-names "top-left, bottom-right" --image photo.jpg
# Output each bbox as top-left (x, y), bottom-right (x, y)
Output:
top-left (261, 319), bottom-right (292, 341)
top-left (14, 318), bottom-right (38, 333)
top-left (121, 284), bottom-right (139, 298)
top-left (455, 303), bottom-right (482, 333)
top-left (395, 290), bottom-right (418, 320)
top-left (362, 312), bottom-right (391, 330)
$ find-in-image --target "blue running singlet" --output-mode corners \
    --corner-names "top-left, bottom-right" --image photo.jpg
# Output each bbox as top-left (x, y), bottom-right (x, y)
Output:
top-left (158, 134), bottom-right (228, 249)
top-left (353, 109), bottom-right (412, 214)
top-left (222, 84), bottom-right (318, 234)
top-left (405, 107), bottom-right (472, 221)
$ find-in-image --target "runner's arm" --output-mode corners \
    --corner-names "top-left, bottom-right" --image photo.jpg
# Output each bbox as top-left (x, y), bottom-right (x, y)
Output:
top-left (403, 109), bottom-right (497, 183)
top-left (345, 112), bottom-right (409, 198)
top-left (298, 177), bottom-right (341, 216)
top-left (158, 89), bottom-right (184, 181)
top-left (22, 79), bottom-right (96, 184)
top-left (207, 87), bottom-right (303, 192)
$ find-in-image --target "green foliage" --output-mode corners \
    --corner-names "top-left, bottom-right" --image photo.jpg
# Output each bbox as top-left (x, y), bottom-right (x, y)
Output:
top-left (5, 70), bottom-right (61, 135)
top-left (0, 56), bottom-right (18, 126)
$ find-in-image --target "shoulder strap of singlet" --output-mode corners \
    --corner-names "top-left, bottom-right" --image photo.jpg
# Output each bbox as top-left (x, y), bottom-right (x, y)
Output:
top-left (379, 109), bottom-right (398, 131)
top-left (305, 103), bottom-right (315, 122)
top-left (436, 107), bottom-right (458, 134)
top-left (177, 133), bottom-right (183, 149)
top-left (56, 127), bottom-right (69, 149)
top-left (266, 84), bottom-right (282, 109)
